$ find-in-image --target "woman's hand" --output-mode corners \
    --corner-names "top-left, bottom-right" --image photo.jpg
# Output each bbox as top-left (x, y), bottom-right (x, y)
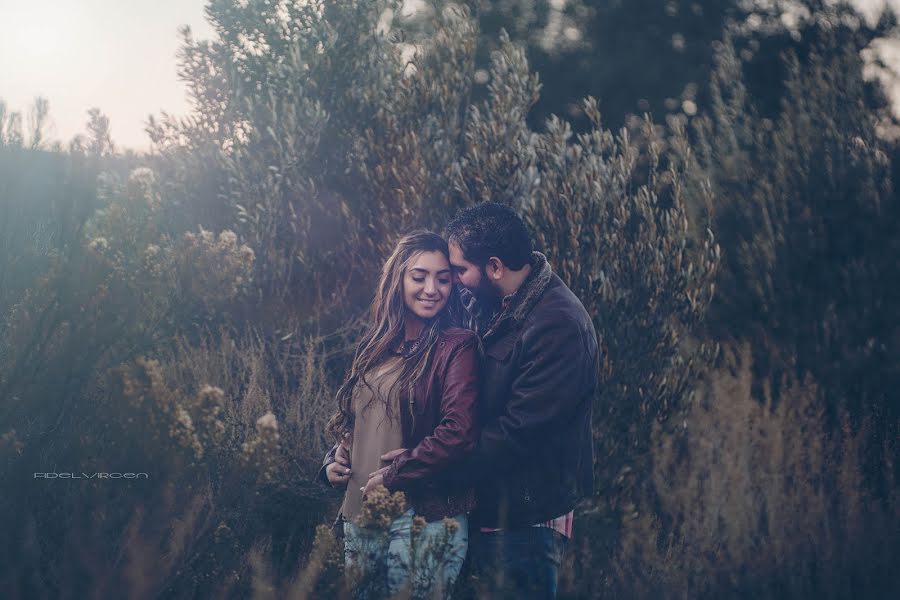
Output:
top-left (326, 461), bottom-right (351, 487)
top-left (326, 440), bottom-right (352, 487)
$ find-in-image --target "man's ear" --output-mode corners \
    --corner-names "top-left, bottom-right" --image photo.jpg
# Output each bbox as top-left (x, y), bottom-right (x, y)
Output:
top-left (486, 257), bottom-right (503, 280)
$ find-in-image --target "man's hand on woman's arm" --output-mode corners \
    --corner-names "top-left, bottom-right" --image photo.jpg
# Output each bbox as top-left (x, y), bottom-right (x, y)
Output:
top-left (362, 448), bottom-right (407, 498)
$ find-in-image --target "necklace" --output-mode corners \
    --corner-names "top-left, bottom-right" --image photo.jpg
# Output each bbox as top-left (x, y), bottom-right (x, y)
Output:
top-left (396, 338), bottom-right (421, 357)
top-left (396, 326), bottom-right (430, 357)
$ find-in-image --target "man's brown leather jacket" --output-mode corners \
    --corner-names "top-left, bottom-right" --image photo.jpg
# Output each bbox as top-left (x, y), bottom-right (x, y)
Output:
top-left (465, 252), bottom-right (598, 528)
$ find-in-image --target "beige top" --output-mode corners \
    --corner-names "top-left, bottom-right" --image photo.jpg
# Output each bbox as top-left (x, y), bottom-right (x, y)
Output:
top-left (340, 356), bottom-right (406, 520)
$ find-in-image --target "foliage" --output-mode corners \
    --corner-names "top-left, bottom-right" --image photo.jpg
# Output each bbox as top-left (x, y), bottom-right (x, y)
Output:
top-left (678, 21), bottom-right (900, 457)
top-left (469, 0), bottom-right (739, 130)
top-left (600, 343), bottom-right (900, 599)
top-left (521, 103), bottom-right (719, 506)
top-left (496, 1), bottom-right (896, 127)
top-left (0, 0), bottom-right (898, 597)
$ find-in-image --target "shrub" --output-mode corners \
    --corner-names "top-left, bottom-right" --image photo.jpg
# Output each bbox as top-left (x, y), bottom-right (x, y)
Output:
top-left (603, 342), bottom-right (900, 599)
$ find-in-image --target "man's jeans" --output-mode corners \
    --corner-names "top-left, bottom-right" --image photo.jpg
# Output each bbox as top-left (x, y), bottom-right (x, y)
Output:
top-left (344, 508), bottom-right (468, 599)
top-left (470, 526), bottom-right (568, 599)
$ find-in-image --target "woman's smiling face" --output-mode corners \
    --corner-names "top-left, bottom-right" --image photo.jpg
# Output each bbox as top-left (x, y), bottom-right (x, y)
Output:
top-left (403, 250), bottom-right (452, 322)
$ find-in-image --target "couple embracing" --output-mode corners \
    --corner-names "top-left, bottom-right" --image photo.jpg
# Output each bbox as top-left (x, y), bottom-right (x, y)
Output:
top-left (318, 202), bottom-right (598, 599)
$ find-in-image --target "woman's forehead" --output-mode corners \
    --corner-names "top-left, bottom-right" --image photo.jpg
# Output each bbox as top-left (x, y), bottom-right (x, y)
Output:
top-left (408, 250), bottom-right (450, 272)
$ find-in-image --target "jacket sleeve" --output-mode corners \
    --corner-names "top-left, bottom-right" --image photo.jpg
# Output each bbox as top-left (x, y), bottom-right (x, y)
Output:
top-left (382, 335), bottom-right (480, 493)
top-left (316, 443), bottom-right (339, 485)
top-left (476, 314), bottom-right (595, 467)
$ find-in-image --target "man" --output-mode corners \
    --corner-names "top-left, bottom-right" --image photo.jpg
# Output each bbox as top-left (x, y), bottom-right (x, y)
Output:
top-left (442, 202), bottom-right (598, 599)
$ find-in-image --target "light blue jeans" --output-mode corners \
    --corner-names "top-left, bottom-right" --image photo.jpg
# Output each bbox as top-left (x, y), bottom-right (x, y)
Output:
top-left (343, 508), bottom-right (468, 599)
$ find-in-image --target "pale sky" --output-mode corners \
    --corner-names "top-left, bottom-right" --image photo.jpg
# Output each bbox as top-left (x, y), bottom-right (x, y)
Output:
top-left (0, 0), bottom-right (897, 152)
top-left (0, 0), bottom-right (213, 151)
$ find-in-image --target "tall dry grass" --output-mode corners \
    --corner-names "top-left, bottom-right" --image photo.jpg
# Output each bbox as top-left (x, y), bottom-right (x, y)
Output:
top-left (159, 326), bottom-right (336, 473)
top-left (597, 342), bottom-right (899, 599)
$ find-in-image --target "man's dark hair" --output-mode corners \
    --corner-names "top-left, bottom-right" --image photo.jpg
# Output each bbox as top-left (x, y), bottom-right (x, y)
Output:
top-left (444, 202), bottom-right (533, 270)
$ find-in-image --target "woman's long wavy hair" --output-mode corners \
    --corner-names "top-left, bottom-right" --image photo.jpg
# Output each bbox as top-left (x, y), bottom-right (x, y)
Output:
top-left (326, 231), bottom-right (464, 442)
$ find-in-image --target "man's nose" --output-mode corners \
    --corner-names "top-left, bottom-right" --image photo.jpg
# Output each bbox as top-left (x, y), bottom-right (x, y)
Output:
top-left (452, 271), bottom-right (461, 285)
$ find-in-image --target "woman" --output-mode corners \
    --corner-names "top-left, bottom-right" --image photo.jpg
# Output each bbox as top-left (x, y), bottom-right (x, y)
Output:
top-left (318, 231), bottom-right (479, 599)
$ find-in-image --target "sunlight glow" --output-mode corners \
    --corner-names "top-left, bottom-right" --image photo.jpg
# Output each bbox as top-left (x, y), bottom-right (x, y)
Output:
top-left (2, 5), bottom-right (77, 77)
top-left (0, 0), bottom-right (212, 151)
top-left (12, 23), bottom-right (60, 63)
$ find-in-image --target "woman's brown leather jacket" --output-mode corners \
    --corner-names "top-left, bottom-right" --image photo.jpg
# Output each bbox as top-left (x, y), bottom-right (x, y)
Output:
top-left (318, 327), bottom-right (480, 521)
